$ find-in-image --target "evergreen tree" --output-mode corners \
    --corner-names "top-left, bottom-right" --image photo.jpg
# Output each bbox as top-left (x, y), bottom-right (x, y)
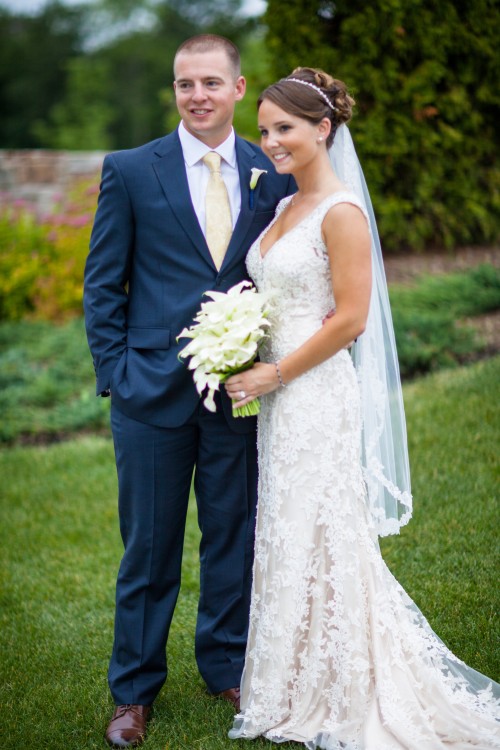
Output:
top-left (265, 0), bottom-right (500, 250)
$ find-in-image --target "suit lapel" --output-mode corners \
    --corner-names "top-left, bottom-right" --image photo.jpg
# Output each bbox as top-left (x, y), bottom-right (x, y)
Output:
top-left (152, 132), bottom-right (214, 268)
top-left (152, 131), bottom-right (262, 272)
top-left (220, 136), bottom-right (260, 271)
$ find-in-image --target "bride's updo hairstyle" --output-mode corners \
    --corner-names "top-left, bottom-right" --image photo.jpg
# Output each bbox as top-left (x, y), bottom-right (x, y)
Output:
top-left (257, 67), bottom-right (354, 148)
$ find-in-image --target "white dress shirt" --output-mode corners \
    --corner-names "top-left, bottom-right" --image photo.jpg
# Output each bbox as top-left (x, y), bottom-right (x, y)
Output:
top-left (178, 121), bottom-right (241, 237)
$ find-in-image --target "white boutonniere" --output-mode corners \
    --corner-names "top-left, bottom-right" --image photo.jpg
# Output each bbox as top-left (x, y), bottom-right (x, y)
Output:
top-left (249, 168), bottom-right (267, 208)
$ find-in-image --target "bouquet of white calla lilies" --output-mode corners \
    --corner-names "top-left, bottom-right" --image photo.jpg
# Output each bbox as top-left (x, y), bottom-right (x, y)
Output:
top-left (177, 281), bottom-right (272, 416)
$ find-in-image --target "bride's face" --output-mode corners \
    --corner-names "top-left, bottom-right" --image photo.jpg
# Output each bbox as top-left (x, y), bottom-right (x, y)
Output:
top-left (257, 98), bottom-right (326, 174)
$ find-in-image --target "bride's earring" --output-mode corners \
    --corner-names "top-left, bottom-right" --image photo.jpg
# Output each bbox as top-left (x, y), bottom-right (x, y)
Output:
top-left (317, 136), bottom-right (324, 143)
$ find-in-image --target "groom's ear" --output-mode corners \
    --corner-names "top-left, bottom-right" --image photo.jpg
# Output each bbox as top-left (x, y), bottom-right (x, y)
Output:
top-left (235, 75), bottom-right (246, 101)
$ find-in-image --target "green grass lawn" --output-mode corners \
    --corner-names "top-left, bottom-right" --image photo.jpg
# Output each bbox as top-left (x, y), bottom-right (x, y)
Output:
top-left (1, 357), bottom-right (499, 749)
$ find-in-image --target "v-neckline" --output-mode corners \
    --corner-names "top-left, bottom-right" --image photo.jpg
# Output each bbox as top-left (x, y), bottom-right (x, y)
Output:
top-left (258, 192), bottom-right (350, 261)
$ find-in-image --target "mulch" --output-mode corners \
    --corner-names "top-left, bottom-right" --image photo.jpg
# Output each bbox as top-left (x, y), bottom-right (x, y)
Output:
top-left (383, 245), bottom-right (500, 284)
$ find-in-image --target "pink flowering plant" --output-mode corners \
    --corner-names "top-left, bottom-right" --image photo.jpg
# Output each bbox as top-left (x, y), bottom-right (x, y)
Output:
top-left (0, 177), bottom-right (99, 321)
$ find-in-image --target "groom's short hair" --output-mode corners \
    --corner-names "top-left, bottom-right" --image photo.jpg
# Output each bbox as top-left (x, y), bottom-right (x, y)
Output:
top-left (174, 34), bottom-right (241, 79)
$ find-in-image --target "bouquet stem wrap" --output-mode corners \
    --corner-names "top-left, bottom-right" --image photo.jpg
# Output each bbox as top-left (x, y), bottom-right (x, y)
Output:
top-left (177, 281), bottom-right (271, 417)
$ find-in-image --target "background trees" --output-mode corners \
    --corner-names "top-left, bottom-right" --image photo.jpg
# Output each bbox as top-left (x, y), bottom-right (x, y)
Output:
top-left (0, 3), bottom-right (86, 148)
top-left (0, 0), bottom-right (499, 250)
top-left (0, 0), bottom-right (267, 150)
top-left (265, 0), bottom-right (500, 249)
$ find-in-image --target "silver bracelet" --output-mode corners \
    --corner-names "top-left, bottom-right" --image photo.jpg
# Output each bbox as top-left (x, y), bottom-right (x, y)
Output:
top-left (275, 361), bottom-right (286, 387)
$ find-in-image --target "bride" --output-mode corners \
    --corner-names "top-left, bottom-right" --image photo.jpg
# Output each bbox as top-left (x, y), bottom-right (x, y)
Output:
top-left (224, 68), bottom-right (499, 749)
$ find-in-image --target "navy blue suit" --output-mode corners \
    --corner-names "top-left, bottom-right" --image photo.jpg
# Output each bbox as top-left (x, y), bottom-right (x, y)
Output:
top-left (84, 129), bottom-right (293, 705)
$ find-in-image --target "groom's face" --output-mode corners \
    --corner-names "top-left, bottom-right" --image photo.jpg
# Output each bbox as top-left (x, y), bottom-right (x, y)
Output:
top-left (174, 49), bottom-right (246, 148)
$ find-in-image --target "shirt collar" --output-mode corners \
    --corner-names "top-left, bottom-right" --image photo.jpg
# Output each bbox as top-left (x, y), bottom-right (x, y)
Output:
top-left (178, 121), bottom-right (237, 168)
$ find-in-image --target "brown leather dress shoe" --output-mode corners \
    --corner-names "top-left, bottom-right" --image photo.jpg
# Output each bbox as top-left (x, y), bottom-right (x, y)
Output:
top-left (105, 704), bottom-right (151, 747)
top-left (216, 687), bottom-right (241, 712)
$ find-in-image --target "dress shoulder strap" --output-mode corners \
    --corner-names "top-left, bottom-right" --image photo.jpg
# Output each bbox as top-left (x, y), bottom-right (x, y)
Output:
top-left (275, 191), bottom-right (369, 226)
top-left (275, 195), bottom-right (293, 216)
top-left (315, 190), bottom-right (369, 224)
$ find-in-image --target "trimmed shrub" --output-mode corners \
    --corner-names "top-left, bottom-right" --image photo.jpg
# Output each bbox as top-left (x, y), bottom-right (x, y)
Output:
top-left (390, 265), bottom-right (500, 378)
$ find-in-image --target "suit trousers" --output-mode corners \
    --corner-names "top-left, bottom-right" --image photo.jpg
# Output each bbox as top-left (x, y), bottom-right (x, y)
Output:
top-left (108, 396), bottom-right (258, 705)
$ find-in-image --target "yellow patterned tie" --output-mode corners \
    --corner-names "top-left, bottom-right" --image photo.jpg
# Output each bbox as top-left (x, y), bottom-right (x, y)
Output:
top-left (202, 151), bottom-right (232, 270)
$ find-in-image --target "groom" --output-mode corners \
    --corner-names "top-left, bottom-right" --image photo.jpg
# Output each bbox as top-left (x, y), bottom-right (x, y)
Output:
top-left (84, 34), bottom-right (293, 747)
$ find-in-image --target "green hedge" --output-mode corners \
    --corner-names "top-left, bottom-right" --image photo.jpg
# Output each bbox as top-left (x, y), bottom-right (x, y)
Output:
top-left (390, 264), bottom-right (500, 377)
top-left (264, 0), bottom-right (500, 251)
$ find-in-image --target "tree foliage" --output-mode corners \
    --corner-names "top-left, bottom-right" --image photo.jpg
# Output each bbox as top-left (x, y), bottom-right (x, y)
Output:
top-left (2, 0), bottom-right (499, 250)
top-left (32, 57), bottom-right (114, 150)
top-left (0, 2), bottom-right (86, 148)
top-left (265, 0), bottom-right (500, 250)
top-left (0, 0), bottom-right (260, 150)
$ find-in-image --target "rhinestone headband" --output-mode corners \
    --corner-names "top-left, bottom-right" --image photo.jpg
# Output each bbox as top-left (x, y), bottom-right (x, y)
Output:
top-left (285, 78), bottom-right (339, 112)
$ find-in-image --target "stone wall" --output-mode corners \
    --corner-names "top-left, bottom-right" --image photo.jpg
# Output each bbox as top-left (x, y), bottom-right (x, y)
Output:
top-left (0, 150), bottom-right (106, 216)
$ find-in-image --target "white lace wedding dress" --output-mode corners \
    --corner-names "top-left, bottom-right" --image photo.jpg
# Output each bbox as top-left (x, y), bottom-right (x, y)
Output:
top-left (229, 193), bottom-right (500, 749)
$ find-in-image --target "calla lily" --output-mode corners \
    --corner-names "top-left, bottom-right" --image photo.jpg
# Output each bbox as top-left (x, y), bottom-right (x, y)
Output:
top-left (249, 168), bottom-right (268, 190)
top-left (249, 168), bottom-right (268, 209)
top-left (177, 281), bottom-right (272, 417)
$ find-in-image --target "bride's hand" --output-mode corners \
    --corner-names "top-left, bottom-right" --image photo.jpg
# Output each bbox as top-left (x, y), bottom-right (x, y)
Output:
top-left (225, 362), bottom-right (280, 408)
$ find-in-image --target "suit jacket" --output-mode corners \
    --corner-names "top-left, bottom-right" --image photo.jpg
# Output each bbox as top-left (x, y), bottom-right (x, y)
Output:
top-left (83, 129), bottom-right (294, 432)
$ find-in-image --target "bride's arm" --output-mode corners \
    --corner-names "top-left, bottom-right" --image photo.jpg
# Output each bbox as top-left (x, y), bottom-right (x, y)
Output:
top-left (226, 203), bottom-right (371, 404)
top-left (282, 202), bottom-right (372, 378)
